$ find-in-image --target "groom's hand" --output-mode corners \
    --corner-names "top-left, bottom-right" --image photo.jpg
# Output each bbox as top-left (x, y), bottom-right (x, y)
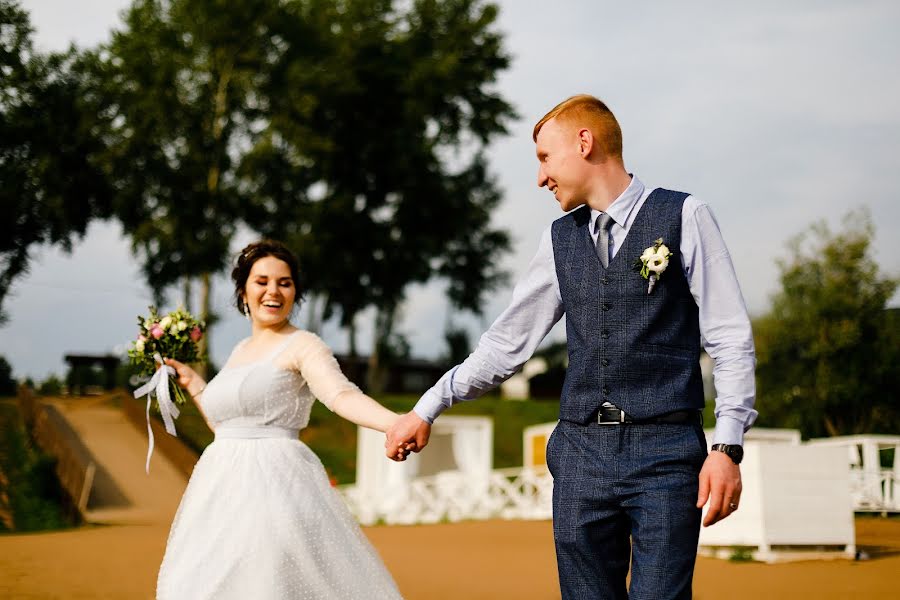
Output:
top-left (385, 412), bottom-right (431, 461)
top-left (696, 451), bottom-right (742, 527)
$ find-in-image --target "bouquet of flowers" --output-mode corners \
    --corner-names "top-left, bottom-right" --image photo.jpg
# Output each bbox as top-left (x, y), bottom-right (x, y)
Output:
top-left (128, 306), bottom-right (205, 473)
top-left (128, 305), bottom-right (205, 408)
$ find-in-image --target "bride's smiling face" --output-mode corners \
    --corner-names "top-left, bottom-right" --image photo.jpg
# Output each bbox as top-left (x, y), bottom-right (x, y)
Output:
top-left (243, 256), bottom-right (296, 328)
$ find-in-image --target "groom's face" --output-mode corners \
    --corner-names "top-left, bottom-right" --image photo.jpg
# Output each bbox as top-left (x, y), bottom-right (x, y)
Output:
top-left (535, 118), bottom-right (588, 212)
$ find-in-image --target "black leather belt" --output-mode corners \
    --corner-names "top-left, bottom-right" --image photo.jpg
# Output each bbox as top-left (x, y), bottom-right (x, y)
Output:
top-left (596, 406), bottom-right (702, 426)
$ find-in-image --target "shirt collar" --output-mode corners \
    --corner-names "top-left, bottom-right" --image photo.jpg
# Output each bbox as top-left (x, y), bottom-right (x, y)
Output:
top-left (590, 174), bottom-right (645, 233)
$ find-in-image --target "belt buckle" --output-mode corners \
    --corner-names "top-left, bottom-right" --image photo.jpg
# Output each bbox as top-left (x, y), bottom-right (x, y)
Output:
top-left (597, 408), bottom-right (626, 425)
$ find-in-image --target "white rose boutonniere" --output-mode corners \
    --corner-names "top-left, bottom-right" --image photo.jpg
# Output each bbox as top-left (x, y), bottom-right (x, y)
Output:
top-left (635, 238), bottom-right (673, 294)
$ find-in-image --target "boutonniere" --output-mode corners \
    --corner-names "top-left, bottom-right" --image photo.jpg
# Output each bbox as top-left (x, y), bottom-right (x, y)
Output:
top-left (634, 238), bottom-right (672, 294)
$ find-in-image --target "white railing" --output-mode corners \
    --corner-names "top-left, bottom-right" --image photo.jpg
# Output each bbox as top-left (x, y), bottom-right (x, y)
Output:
top-left (340, 467), bottom-right (553, 526)
top-left (849, 469), bottom-right (898, 513)
top-left (342, 467), bottom-right (900, 527)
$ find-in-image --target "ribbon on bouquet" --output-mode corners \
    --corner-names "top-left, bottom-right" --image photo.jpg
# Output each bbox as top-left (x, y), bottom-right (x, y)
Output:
top-left (133, 353), bottom-right (181, 473)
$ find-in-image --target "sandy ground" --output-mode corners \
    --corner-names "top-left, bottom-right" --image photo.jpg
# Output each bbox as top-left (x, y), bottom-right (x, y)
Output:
top-left (2, 518), bottom-right (898, 599)
top-left (2, 398), bottom-right (896, 599)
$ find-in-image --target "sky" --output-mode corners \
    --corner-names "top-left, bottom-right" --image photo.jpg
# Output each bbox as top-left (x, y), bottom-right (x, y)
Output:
top-left (3, 0), bottom-right (900, 381)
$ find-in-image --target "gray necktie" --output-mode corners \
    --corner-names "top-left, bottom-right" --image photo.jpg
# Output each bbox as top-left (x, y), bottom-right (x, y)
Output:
top-left (596, 213), bottom-right (613, 268)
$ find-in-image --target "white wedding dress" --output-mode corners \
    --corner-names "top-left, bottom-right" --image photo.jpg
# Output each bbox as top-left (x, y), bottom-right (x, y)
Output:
top-left (157, 330), bottom-right (403, 599)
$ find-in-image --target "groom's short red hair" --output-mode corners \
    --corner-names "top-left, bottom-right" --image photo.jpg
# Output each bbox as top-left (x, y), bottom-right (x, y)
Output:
top-left (533, 94), bottom-right (623, 162)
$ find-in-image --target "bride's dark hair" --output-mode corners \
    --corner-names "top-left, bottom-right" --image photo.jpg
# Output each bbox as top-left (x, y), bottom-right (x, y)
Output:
top-left (231, 240), bottom-right (304, 316)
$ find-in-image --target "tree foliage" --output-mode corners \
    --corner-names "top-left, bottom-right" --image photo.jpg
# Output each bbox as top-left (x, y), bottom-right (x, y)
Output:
top-left (241, 0), bottom-right (514, 386)
top-left (754, 211), bottom-right (899, 437)
top-left (0, 355), bottom-right (16, 395)
top-left (1, 0), bottom-right (112, 323)
top-left (4, 0), bottom-right (513, 386)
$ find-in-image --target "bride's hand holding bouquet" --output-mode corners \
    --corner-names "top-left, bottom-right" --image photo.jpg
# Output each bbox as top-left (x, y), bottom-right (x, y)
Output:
top-left (129, 306), bottom-right (205, 472)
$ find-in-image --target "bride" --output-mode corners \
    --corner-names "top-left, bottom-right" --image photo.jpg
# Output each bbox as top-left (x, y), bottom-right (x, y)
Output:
top-left (157, 240), bottom-right (406, 599)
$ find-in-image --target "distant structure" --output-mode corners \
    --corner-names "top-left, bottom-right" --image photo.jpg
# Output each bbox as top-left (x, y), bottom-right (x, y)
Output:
top-left (806, 434), bottom-right (900, 514)
top-left (334, 355), bottom-right (447, 395)
top-left (63, 354), bottom-right (120, 395)
top-left (500, 358), bottom-right (549, 399)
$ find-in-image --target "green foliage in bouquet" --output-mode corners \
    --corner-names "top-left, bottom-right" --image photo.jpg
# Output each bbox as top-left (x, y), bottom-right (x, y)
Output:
top-left (128, 306), bottom-right (205, 407)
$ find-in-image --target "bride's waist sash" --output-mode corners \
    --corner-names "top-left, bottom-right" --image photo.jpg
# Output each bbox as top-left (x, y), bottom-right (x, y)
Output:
top-left (214, 425), bottom-right (299, 440)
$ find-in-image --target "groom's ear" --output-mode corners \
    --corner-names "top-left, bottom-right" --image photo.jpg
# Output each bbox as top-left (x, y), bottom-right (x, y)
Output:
top-left (576, 127), bottom-right (594, 158)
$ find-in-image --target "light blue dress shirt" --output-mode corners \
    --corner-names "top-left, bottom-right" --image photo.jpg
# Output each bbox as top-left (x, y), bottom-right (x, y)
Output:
top-left (414, 175), bottom-right (757, 445)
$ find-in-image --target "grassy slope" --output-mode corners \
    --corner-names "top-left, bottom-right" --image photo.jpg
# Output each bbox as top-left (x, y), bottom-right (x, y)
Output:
top-left (0, 399), bottom-right (74, 533)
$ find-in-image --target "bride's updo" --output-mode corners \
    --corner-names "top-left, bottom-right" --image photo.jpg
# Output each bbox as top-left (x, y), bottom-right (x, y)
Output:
top-left (231, 240), bottom-right (304, 316)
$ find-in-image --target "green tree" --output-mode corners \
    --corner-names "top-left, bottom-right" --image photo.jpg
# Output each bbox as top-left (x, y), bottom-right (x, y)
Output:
top-left (2, 0), bottom-right (112, 323)
top-left (0, 355), bottom-right (16, 395)
top-left (89, 0), bottom-right (284, 371)
top-left (754, 211), bottom-right (899, 437)
top-left (243, 0), bottom-right (514, 390)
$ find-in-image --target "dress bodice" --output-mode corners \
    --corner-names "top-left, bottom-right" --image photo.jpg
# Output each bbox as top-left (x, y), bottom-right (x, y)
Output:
top-left (199, 330), bottom-right (357, 431)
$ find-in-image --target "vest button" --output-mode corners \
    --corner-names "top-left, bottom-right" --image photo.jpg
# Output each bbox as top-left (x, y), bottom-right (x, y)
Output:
top-left (601, 277), bottom-right (609, 285)
top-left (601, 358), bottom-right (610, 367)
top-left (601, 303), bottom-right (611, 311)
top-left (602, 386), bottom-right (611, 395)
top-left (601, 330), bottom-right (610, 339)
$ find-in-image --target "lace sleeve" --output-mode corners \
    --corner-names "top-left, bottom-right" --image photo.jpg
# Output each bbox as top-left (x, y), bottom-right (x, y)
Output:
top-left (285, 331), bottom-right (360, 410)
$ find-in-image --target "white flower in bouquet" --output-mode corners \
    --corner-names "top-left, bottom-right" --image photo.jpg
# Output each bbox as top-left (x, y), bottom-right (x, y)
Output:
top-left (160, 315), bottom-right (173, 330)
top-left (177, 320), bottom-right (188, 331)
top-left (135, 339), bottom-right (145, 352)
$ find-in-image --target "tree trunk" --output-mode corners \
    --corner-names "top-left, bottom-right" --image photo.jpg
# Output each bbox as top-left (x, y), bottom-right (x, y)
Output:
top-left (305, 293), bottom-right (325, 334)
top-left (195, 65), bottom-right (231, 380)
top-left (823, 414), bottom-right (840, 437)
top-left (367, 306), bottom-right (396, 394)
top-left (197, 272), bottom-right (211, 379)
top-left (183, 276), bottom-right (192, 312)
top-left (348, 316), bottom-right (358, 359)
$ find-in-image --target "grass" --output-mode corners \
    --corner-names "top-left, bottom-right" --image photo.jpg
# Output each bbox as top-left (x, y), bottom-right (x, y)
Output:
top-left (728, 546), bottom-right (755, 562)
top-left (146, 393), bottom-right (561, 486)
top-left (0, 399), bottom-right (76, 533)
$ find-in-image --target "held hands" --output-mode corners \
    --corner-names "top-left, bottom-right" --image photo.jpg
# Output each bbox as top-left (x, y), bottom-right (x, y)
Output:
top-left (163, 358), bottom-right (206, 398)
top-left (385, 411), bottom-right (432, 462)
top-left (696, 451), bottom-right (742, 527)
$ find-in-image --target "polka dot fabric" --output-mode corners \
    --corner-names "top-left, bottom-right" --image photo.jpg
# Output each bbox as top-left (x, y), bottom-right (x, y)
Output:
top-left (157, 331), bottom-right (403, 599)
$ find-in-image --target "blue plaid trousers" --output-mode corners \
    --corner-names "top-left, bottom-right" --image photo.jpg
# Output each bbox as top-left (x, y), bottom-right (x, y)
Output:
top-left (547, 420), bottom-right (708, 599)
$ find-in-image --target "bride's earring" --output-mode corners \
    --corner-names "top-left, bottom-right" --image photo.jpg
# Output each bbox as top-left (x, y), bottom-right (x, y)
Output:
top-left (243, 301), bottom-right (251, 321)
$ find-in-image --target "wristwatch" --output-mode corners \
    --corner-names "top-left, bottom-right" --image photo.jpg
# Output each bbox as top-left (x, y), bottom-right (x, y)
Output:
top-left (710, 443), bottom-right (743, 465)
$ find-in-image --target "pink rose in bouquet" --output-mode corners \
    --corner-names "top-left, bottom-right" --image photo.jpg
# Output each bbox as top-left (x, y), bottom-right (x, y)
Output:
top-left (128, 306), bottom-right (206, 408)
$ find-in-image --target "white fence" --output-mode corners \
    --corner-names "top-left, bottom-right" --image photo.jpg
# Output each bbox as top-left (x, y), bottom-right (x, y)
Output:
top-left (341, 425), bottom-right (899, 545)
top-left (341, 467), bottom-right (552, 525)
top-left (806, 435), bottom-right (900, 514)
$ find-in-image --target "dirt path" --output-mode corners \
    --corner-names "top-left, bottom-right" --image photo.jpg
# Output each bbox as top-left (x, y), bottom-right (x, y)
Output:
top-left (2, 518), bottom-right (898, 599)
top-left (48, 397), bottom-right (187, 525)
top-left (2, 398), bottom-right (896, 598)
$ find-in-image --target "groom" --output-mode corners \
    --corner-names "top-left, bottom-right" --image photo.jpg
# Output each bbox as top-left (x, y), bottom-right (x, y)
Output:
top-left (387, 94), bottom-right (757, 599)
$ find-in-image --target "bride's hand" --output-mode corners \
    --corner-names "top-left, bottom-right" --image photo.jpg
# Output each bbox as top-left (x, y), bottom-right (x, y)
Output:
top-left (164, 358), bottom-right (206, 396)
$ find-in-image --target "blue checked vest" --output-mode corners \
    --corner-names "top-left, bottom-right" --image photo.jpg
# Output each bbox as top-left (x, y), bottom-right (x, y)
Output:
top-left (550, 188), bottom-right (704, 423)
